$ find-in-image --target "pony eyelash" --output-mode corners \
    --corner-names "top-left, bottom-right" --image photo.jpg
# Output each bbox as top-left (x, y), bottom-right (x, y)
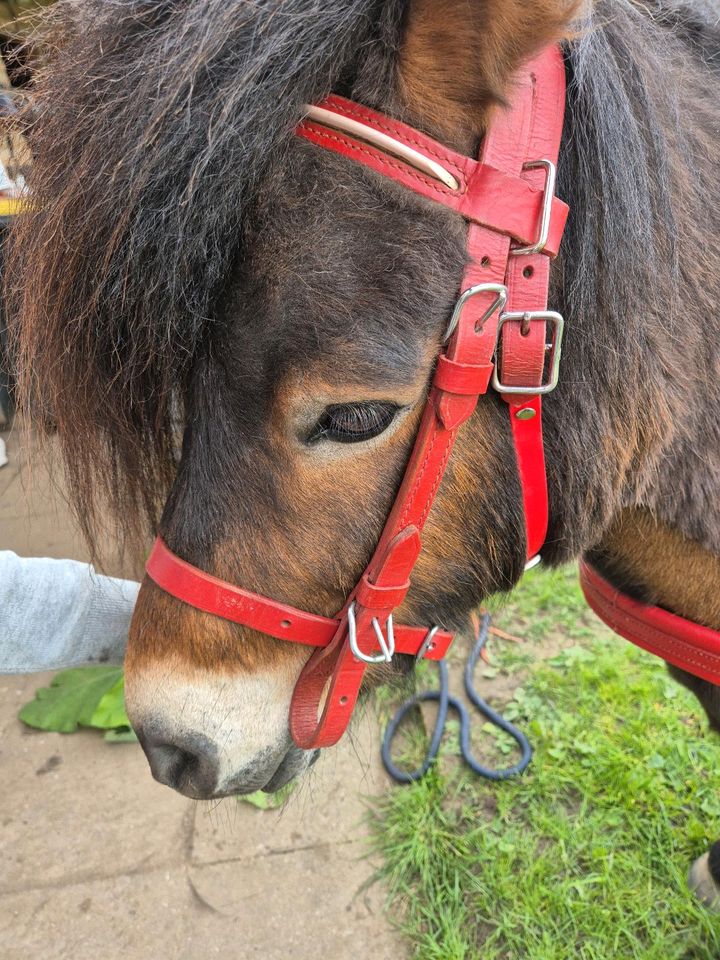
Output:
top-left (308, 401), bottom-right (399, 445)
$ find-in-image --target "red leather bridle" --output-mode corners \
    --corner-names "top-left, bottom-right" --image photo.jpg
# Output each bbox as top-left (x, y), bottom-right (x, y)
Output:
top-left (579, 562), bottom-right (720, 686)
top-left (146, 44), bottom-right (569, 749)
top-left (146, 41), bottom-right (720, 751)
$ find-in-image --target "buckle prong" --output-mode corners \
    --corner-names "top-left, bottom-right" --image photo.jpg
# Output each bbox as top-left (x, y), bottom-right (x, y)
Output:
top-left (444, 283), bottom-right (508, 343)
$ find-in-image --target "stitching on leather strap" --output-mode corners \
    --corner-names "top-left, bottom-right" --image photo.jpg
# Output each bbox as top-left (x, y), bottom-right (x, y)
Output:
top-left (399, 426), bottom-right (440, 528)
top-left (300, 126), bottom-right (465, 199)
top-left (417, 436), bottom-right (455, 530)
top-left (326, 101), bottom-right (467, 179)
top-left (582, 575), bottom-right (720, 673)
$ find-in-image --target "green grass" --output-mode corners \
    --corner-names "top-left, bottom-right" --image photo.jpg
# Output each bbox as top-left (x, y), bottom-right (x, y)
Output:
top-left (370, 566), bottom-right (720, 959)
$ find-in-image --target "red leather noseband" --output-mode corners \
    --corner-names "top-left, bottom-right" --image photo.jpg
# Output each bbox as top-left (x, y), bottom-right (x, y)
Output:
top-left (147, 536), bottom-right (454, 659)
top-left (146, 45), bottom-right (569, 750)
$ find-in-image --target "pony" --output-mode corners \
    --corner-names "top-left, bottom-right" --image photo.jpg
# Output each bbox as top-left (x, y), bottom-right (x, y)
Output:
top-left (7, 0), bottom-right (720, 905)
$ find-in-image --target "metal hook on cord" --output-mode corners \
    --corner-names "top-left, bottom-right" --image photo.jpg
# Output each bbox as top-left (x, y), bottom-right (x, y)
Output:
top-left (381, 611), bottom-right (533, 783)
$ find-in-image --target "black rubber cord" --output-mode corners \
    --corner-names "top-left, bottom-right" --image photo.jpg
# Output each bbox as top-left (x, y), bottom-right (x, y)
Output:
top-left (381, 612), bottom-right (533, 783)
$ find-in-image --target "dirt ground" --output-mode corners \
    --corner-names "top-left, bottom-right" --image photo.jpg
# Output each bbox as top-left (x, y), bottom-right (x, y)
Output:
top-left (0, 428), bottom-right (408, 960)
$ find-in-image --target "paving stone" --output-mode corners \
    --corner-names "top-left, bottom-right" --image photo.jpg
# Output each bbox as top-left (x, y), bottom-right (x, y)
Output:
top-left (0, 868), bottom-right (193, 960)
top-left (0, 728), bottom-right (192, 894)
top-left (0, 672), bottom-right (51, 736)
top-left (184, 843), bottom-right (406, 960)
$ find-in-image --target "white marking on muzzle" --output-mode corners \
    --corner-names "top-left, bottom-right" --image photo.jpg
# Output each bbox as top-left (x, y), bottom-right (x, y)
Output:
top-left (125, 658), bottom-right (307, 793)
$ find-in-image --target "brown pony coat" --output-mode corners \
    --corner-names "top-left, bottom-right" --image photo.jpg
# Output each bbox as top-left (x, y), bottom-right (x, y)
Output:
top-left (5, 1), bottom-right (720, 721)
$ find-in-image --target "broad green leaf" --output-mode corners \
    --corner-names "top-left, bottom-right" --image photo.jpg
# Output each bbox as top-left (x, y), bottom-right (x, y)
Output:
top-left (19, 666), bottom-right (123, 733)
top-left (237, 782), bottom-right (297, 810)
top-left (90, 676), bottom-right (130, 729)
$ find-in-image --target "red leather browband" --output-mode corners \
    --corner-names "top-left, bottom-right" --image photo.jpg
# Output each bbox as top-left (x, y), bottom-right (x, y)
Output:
top-left (579, 561), bottom-right (720, 686)
top-left (146, 45), bottom-right (570, 749)
top-left (298, 97), bottom-right (568, 258)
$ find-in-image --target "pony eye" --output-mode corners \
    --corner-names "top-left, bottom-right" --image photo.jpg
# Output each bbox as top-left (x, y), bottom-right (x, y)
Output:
top-left (307, 402), bottom-right (400, 445)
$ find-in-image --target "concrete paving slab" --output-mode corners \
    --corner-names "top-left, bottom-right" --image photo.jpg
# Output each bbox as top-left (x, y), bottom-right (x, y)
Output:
top-left (0, 671), bottom-right (50, 735)
top-left (0, 729), bottom-right (191, 894)
top-left (185, 842), bottom-right (405, 960)
top-left (0, 868), bottom-right (193, 960)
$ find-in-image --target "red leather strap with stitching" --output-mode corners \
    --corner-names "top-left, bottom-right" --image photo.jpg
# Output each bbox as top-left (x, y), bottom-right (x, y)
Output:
top-left (498, 48), bottom-right (567, 560)
top-left (147, 538), bottom-right (453, 659)
top-left (579, 561), bottom-right (720, 686)
top-left (298, 98), bottom-right (568, 258)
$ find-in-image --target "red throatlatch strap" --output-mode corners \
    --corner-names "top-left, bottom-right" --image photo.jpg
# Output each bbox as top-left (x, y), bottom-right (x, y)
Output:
top-left (579, 560), bottom-right (720, 686)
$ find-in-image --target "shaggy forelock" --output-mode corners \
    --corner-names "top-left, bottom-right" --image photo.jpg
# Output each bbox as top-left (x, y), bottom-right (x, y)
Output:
top-left (6, 0), bottom-right (404, 549)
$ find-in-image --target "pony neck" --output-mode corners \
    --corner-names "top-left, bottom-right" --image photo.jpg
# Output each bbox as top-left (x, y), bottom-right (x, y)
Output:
top-left (587, 508), bottom-right (720, 632)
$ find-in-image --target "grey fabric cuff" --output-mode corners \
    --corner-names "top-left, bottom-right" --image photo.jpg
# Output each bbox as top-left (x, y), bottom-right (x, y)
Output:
top-left (0, 551), bottom-right (139, 674)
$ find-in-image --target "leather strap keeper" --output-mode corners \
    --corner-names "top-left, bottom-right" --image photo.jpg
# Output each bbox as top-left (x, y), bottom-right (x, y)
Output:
top-left (433, 355), bottom-right (495, 396)
top-left (355, 574), bottom-right (411, 611)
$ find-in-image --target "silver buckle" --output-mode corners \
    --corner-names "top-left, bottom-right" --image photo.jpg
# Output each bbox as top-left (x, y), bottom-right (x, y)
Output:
top-left (443, 283), bottom-right (508, 343)
top-left (347, 601), bottom-right (395, 664)
top-left (491, 310), bottom-right (564, 396)
top-left (510, 159), bottom-right (556, 257)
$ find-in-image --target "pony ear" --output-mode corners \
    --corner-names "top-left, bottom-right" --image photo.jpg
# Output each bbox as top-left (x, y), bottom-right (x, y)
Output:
top-left (399, 0), bottom-right (577, 143)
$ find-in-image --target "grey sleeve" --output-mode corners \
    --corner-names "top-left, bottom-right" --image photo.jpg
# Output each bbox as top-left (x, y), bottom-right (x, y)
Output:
top-left (0, 551), bottom-right (139, 674)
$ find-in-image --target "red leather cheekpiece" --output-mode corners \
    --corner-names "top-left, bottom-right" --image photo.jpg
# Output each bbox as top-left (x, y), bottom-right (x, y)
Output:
top-left (580, 560), bottom-right (720, 686)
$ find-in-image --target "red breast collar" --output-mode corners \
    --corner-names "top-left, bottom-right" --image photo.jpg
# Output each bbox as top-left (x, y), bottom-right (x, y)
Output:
top-left (579, 561), bottom-right (720, 685)
top-left (146, 44), bottom-right (569, 750)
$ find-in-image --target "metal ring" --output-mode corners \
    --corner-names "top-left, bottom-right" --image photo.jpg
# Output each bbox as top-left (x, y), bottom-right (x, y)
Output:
top-left (347, 601), bottom-right (395, 664)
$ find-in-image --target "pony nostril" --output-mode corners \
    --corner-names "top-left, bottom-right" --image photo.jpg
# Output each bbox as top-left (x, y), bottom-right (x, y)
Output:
top-left (148, 742), bottom-right (193, 783)
top-left (136, 726), bottom-right (219, 798)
